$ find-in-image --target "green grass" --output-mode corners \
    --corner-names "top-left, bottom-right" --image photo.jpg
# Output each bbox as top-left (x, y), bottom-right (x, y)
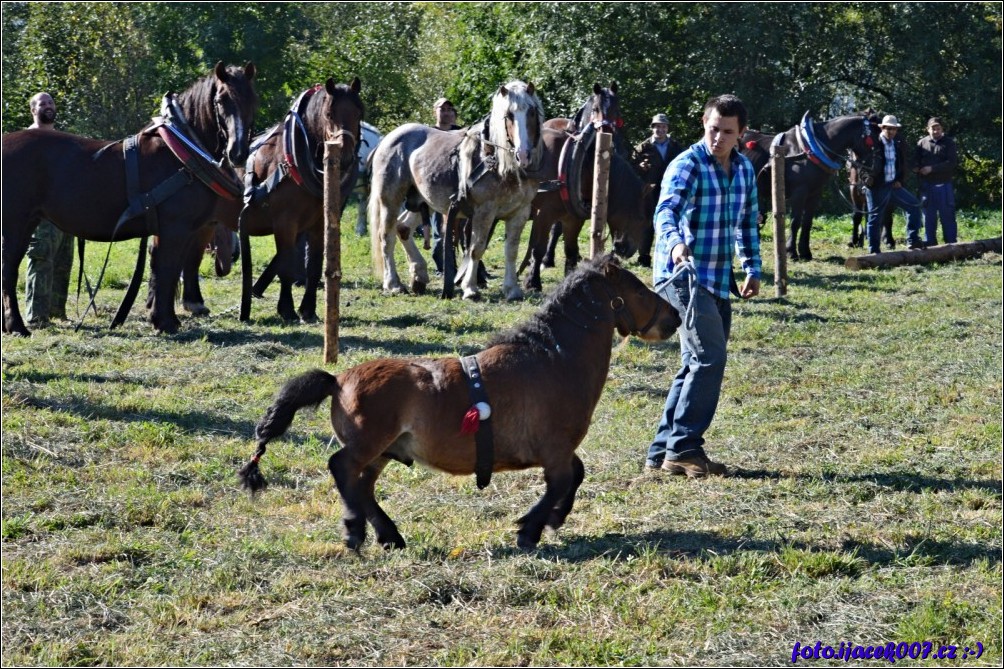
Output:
top-left (3, 206), bottom-right (1001, 666)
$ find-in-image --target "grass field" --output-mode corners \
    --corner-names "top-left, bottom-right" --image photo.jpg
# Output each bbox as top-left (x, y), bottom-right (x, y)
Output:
top-left (3, 206), bottom-right (1001, 666)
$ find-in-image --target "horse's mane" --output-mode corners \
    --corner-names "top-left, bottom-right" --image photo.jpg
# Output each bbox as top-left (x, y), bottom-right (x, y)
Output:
top-left (305, 81), bottom-right (364, 164)
top-left (486, 254), bottom-right (616, 359)
top-left (458, 80), bottom-right (544, 199)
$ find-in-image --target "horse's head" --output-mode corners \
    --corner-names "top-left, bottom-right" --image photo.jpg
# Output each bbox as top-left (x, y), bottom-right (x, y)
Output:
top-left (607, 155), bottom-right (656, 259)
top-left (211, 61), bottom-right (259, 167)
top-left (596, 254), bottom-right (681, 341)
top-left (848, 111), bottom-right (882, 177)
top-left (490, 80), bottom-right (544, 174)
top-left (587, 82), bottom-right (624, 134)
top-left (311, 77), bottom-right (364, 175)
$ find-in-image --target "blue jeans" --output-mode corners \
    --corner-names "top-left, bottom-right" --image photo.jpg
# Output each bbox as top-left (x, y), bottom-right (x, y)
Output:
top-left (920, 182), bottom-right (957, 245)
top-left (430, 210), bottom-right (445, 273)
top-left (864, 183), bottom-right (923, 253)
top-left (646, 278), bottom-right (731, 466)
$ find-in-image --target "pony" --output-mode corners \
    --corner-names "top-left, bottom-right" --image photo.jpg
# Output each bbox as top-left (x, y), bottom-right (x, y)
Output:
top-left (368, 81), bottom-right (544, 301)
top-left (2, 62), bottom-right (257, 335)
top-left (236, 78), bottom-right (363, 323)
top-left (238, 254), bottom-right (681, 550)
top-left (519, 128), bottom-right (654, 291)
top-left (741, 111), bottom-right (880, 261)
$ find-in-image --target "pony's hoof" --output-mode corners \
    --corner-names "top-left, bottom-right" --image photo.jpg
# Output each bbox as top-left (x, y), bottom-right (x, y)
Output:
top-left (379, 536), bottom-right (407, 550)
top-left (516, 534), bottom-right (539, 550)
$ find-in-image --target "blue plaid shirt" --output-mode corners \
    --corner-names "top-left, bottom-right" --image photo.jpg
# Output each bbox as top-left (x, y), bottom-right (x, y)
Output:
top-left (653, 140), bottom-right (761, 299)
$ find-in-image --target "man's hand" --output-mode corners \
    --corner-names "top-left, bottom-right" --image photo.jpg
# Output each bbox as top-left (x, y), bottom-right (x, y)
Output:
top-left (671, 243), bottom-right (692, 265)
top-left (740, 276), bottom-right (760, 299)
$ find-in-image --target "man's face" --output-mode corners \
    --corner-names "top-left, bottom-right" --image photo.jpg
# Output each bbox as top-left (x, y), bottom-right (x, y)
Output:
top-left (435, 104), bottom-right (456, 128)
top-left (881, 126), bottom-right (898, 141)
top-left (652, 123), bottom-right (668, 141)
top-left (702, 109), bottom-right (742, 163)
top-left (928, 123), bottom-right (944, 140)
top-left (33, 94), bottom-right (56, 124)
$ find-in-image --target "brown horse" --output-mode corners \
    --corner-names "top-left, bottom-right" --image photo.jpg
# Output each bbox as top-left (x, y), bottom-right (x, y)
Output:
top-left (2, 62), bottom-right (257, 335)
top-left (520, 129), bottom-right (653, 292)
top-left (238, 254), bottom-right (681, 550)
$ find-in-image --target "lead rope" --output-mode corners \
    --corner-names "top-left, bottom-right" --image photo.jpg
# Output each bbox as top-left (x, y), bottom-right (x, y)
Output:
top-left (664, 258), bottom-right (698, 330)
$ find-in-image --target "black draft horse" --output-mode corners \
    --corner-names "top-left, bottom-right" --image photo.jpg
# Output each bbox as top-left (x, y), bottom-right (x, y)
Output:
top-left (2, 62), bottom-right (258, 335)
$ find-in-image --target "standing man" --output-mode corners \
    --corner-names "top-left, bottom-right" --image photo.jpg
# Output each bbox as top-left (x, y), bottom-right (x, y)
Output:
top-left (25, 92), bottom-right (74, 326)
top-left (864, 115), bottom-right (924, 253)
top-left (644, 94), bottom-right (761, 477)
top-left (427, 97), bottom-right (462, 269)
top-left (632, 113), bottom-right (684, 267)
top-left (915, 117), bottom-right (958, 246)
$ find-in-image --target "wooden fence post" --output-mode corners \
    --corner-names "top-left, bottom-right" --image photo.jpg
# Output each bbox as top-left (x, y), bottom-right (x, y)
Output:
top-left (590, 129), bottom-right (612, 258)
top-left (323, 140), bottom-right (342, 365)
top-left (771, 145), bottom-right (788, 297)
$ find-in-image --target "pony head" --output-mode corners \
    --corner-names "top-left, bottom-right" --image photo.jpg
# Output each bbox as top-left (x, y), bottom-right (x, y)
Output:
top-left (489, 80), bottom-right (545, 174)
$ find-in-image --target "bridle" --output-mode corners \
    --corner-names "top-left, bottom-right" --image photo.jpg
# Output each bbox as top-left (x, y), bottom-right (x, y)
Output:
top-left (560, 272), bottom-right (662, 337)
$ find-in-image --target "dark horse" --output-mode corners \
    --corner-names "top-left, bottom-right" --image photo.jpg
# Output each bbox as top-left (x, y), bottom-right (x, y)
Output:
top-left (2, 62), bottom-right (257, 335)
top-left (741, 111), bottom-right (880, 261)
top-left (238, 254), bottom-right (681, 550)
top-left (520, 128), bottom-right (654, 291)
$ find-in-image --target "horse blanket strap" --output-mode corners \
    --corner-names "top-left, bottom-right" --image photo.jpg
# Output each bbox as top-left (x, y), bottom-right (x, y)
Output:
top-left (459, 355), bottom-right (494, 490)
top-left (113, 134), bottom-right (191, 238)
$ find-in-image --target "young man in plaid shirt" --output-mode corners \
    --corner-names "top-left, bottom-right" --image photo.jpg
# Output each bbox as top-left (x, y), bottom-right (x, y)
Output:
top-left (645, 94), bottom-right (761, 478)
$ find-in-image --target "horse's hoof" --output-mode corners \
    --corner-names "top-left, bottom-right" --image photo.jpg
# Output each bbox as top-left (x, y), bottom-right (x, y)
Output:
top-left (411, 280), bottom-right (427, 295)
top-left (299, 312), bottom-right (319, 324)
top-left (462, 290), bottom-right (482, 302)
top-left (516, 534), bottom-right (539, 550)
top-left (183, 301), bottom-right (210, 316)
top-left (542, 256), bottom-right (555, 269)
top-left (379, 536), bottom-right (406, 550)
top-left (504, 288), bottom-right (525, 302)
top-left (786, 251), bottom-right (799, 262)
top-left (345, 536), bottom-right (364, 551)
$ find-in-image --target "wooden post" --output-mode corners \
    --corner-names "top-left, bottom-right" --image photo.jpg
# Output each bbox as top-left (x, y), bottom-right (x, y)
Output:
top-left (590, 128), bottom-right (612, 258)
top-left (771, 145), bottom-right (788, 297)
top-left (845, 238), bottom-right (1002, 270)
top-left (323, 140), bottom-right (342, 365)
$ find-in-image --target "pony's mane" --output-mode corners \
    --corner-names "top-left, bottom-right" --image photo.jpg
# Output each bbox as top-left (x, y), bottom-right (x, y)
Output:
top-left (486, 254), bottom-right (617, 358)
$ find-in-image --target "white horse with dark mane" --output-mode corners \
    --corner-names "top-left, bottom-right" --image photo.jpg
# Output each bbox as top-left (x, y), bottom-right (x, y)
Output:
top-left (368, 81), bottom-right (544, 300)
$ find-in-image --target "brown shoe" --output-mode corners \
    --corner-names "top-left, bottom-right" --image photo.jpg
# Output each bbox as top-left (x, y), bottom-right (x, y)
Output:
top-left (663, 455), bottom-right (729, 478)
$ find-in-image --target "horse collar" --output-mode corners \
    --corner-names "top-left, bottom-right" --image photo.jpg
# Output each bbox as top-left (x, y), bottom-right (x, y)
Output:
top-left (282, 85), bottom-right (325, 197)
top-left (154, 94), bottom-right (242, 199)
top-left (797, 112), bottom-right (842, 173)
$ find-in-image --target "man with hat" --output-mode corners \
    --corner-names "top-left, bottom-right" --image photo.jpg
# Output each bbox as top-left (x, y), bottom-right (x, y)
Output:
top-left (914, 116), bottom-right (958, 246)
top-left (633, 113), bottom-right (684, 267)
top-left (864, 114), bottom-right (924, 253)
top-left (425, 97), bottom-right (462, 272)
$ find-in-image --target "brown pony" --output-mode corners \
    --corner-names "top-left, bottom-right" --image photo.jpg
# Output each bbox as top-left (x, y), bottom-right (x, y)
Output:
top-left (238, 254), bottom-right (681, 550)
top-left (2, 62), bottom-right (257, 335)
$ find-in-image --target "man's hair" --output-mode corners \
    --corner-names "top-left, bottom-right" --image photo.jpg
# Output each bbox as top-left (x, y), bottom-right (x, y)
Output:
top-left (702, 94), bottom-right (747, 129)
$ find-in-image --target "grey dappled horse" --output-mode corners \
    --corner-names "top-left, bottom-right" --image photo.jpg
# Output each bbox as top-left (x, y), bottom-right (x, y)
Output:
top-left (368, 81), bottom-right (544, 301)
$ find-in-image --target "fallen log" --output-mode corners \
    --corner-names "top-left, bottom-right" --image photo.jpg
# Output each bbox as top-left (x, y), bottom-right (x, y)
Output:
top-left (845, 238), bottom-right (1002, 270)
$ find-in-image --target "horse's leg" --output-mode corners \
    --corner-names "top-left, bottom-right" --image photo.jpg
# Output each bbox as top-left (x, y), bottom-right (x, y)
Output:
top-left (378, 202), bottom-right (405, 294)
top-left (396, 210), bottom-right (430, 295)
top-left (516, 459), bottom-right (575, 549)
top-left (298, 222), bottom-right (323, 323)
top-left (148, 231), bottom-right (187, 334)
top-left (882, 207), bottom-right (895, 249)
top-left (545, 454), bottom-right (585, 532)
top-left (561, 218), bottom-right (583, 276)
top-left (850, 187), bottom-right (865, 248)
top-left (328, 449), bottom-right (368, 550)
top-left (358, 458), bottom-right (406, 550)
top-left (459, 212), bottom-right (492, 300)
top-left (181, 226), bottom-right (212, 316)
top-left (787, 189), bottom-right (808, 261)
top-left (2, 219), bottom-right (36, 336)
top-left (522, 212), bottom-right (548, 293)
top-left (798, 191), bottom-right (820, 261)
top-left (272, 225), bottom-right (300, 323)
top-left (501, 212), bottom-right (528, 301)
top-left (542, 222), bottom-right (561, 268)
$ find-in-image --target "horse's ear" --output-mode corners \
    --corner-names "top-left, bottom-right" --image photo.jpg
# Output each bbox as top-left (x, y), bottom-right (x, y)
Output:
top-left (350, 77), bottom-right (361, 94)
top-left (526, 82), bottom-right (535, 97)
top-left (498, 84), bottom-right (509, 98)
top-left (214, 61), bottom-right (228, 83)
top-left (593, 82), bottom-right (603, 95)
top-left (244, 62), bottom-right (256, 80)
top-left (326, 78), bottom-right (337, 96)
top-left (610, 81), bottom-right (618, 95)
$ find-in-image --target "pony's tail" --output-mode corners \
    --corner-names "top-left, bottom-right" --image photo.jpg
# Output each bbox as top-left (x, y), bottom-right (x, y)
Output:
top-left (368, 177), bottom-right (385, 282)
top-left (238, 369), bottom-right (340, 495)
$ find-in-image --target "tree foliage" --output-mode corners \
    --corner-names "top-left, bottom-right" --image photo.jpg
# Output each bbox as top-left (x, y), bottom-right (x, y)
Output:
top-left (2, 1), bottom-right (999, 204)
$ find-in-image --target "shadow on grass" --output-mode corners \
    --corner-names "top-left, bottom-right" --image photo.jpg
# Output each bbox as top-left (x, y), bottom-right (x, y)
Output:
top-left (731, 467), bottom-right (1001, 494)
top-left (523, 527), bottom-right (1000, 570)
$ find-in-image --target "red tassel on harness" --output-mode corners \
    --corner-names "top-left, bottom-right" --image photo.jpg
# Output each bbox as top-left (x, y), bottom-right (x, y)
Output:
top-left (745, 140), bottom-right (758, 151)
top-left (460, 406), bottom-right (480, 435)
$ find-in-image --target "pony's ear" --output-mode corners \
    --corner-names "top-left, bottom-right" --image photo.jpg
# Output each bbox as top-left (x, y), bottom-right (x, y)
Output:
top-left (350, 77), bottom-right (361, 94)
top-left (214, 61), bottom-right (229, 83)
top-left (244, 62), bottom-right (256, 80)
top-left (498, 84), bottom-right (509, 98)
top-left (326, 78), bottom-right (337, 96)
top-left (593, 82), bottom-right (603, 95)
top-left (610, 81), bottom-right (618, 95)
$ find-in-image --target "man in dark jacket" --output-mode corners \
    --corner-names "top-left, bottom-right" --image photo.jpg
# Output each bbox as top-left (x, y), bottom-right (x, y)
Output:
top-left (633, 113), bottom-right (684, 266)
top-left (864, 115), bottom-right (923, 253)
top-left (915, 117), bottom-right (958, 245)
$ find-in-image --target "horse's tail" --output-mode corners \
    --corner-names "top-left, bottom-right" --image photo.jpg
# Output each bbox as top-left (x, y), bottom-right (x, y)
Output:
top-left (238, 369), bottom-right (339, 494)
top-left (368, 172), bottom-right (385, 281)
